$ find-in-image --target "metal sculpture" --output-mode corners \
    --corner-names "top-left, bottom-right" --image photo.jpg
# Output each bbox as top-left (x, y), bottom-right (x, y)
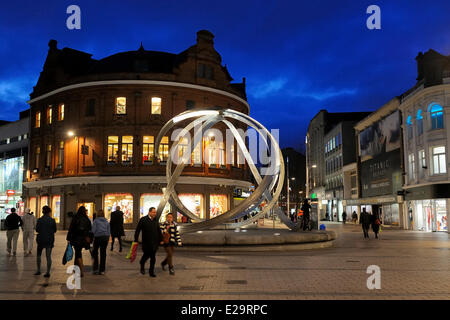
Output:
top-left (154, 108), bottom-right (301, 233)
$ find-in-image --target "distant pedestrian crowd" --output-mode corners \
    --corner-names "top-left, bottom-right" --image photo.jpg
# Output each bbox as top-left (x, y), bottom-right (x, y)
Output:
top-left (4, 205), bottom-right (182, 278)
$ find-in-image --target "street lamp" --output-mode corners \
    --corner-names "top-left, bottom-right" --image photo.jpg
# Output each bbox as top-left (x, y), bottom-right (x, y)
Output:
top-left (67, 130), bottom-right (75, 137)
top-left (312, 164), bottom-right (317, 168)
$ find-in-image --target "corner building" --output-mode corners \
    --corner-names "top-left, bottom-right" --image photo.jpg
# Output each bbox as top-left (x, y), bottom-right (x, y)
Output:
top-left (23, 30), bottom-right (251, 229)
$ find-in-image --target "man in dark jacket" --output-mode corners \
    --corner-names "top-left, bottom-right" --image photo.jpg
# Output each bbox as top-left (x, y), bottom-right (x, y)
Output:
top-left (5, 208), bottom-right (22, 256)
top-left (134, 207), bottom-right (163, 277)
top-left (110, 206), bottom-right (125, 252)
top-left (301, 199), bottom-right (311, 231)
top-left (360, 208), bottom-right (372, 239)
top-left (35, 206), bottom-right (57, 277)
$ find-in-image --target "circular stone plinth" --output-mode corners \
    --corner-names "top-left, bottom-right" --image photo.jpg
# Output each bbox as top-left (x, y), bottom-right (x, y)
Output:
top-left (124, 228), bottom-right (336, 251)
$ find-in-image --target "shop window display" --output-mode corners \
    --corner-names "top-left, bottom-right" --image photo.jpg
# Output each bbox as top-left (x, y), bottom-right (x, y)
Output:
top-left (39, 196), bottom-right (49, 218)
top-left (179, 194), bottom-right (203, 220)
top-left (210, 194), bottom-right (227, 218)
top-left (77, 202), bottom-right (94, 220)
top-left (140, 193), bottom-right (170, 221)
top-left (51, 195), bottom-right (61, 223)
top-left (104, 193), bottom-right (133, 223)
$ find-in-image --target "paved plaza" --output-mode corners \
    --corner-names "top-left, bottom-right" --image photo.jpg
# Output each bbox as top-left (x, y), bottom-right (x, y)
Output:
top-left (0, 223), bottom-right (449, 300)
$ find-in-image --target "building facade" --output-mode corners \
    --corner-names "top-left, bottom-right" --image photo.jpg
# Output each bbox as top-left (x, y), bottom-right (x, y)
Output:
top-left (23, 30), bottom-right (252, 229)
top-left (354, 98), bottom-right (405, 227)
top-left (0, 110), bottom-right (29, 220)
top-left (400, 49), bottom-right (450, 233)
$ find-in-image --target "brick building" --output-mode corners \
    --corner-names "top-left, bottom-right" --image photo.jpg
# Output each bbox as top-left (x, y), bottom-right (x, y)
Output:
top-left (23, 30), bottom-right (252, 229)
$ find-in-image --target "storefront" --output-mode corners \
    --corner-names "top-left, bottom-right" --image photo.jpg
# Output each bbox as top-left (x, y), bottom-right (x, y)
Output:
top-left (104, 193), bottom-right (133, 223)
top-left (210, 194), bottom-right (228, 218)
top-left (408, 199), bottom-right (448, 232)
top-left (140, 193), bottom-right (171, 221)
top-left (179, 193), bottom-right (204, 220)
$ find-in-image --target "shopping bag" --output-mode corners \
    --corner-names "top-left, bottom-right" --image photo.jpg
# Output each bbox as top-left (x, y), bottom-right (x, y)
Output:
top-left (379, 225), bottom-right (382, 233)
top-left (126, 242), bottom-right (139, 263)
top-left (62, 243), bottom-right (73, 265)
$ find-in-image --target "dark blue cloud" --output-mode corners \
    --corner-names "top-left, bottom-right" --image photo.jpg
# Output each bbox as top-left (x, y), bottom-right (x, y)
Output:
top-left (0, 0), bottom-right (449, 151)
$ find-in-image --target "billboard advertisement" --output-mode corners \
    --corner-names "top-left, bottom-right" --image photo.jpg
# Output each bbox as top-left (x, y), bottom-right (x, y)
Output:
top-left (359, 111), bottom-right (401, 159)
top-left (0, 156), bottom-right (24, 194)
top-left (360, 149), bottom-right (402, 198)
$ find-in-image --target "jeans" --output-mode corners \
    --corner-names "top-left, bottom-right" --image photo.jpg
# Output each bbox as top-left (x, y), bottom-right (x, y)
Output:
top-left (6, 229), bottom-right (20, 254)
top-left (23, 231), bottom-right (34, 252)
top-left (93, 236), bottom-right (109, 272)
top-left (140, 249), bottom-right (157, 272)
top-left (111, 236), bottom-right (122, 250)
top-left (36, 246), bottom-right (52, 274)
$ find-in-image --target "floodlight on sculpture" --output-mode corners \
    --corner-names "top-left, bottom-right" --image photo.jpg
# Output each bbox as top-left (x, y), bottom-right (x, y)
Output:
top-left (154, 108), bottom-right (302, 233)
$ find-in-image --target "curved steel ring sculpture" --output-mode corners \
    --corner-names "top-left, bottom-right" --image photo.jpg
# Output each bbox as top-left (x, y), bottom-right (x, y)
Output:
top-left (154, 108), bottom-right (301, 233)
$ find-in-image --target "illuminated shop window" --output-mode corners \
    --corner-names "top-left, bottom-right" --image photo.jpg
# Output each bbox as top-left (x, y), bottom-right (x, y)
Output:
top-left (210, 194), bottom-right (228, 218)
top-left (158, 136), bottom-right (169, 163)
top-left (107, 136), bottom-right (119, 163)
top-left (191, 138), bottom-right (202, 165)
top-left (28, 197), bottom-right (36, 216)
top-left (39, 196), bottom-right (49, 219)
top-left (140, 194), bottom-right (171, 221)
top-left (121, 136), bottom-right (133, 163)
top-left (143, 136), bottom-right (154, 164)
top-left (77, 202), bottom-right (94, 220)
top-left (177, 137), bottom-right (191, 165)
top-left (52, 195), bottom-right (61, 223)
top-left (58, 104), bottom-right (64, 121)
top-left (115, 97), bottom-right (126, 115)
top-left (151, 97), bottom-right (161, 114)
top-left (104, 193), bottom-right (133, 223)
top-left (179, 194), bottom-right (204, 219)
top-left (35, 146), bottom-right (40, 168)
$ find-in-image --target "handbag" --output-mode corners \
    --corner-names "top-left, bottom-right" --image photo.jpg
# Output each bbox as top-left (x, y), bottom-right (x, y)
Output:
top-left (163, 226), bottom-right (170, 244)
top-left (375, 219), bottom-right (381, 226)
top-left (62, 243), bottom-right (73, 265)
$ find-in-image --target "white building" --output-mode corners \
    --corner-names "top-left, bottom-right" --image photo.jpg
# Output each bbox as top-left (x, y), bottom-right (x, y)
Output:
top-left (400, 49), bottom-right (450, 233)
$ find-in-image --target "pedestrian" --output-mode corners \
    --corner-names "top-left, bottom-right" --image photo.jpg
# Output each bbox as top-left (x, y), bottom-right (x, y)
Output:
top-left (91, 209), bottom-right (110, 275)
top-left (34, 206), bottom-right (57, 277)
top-left (301, 199), bottom-right (311, 231)
top-left (67, 206), bottom-right (92, 277)
top-left (342, 211), bottom-right (347, 224)
top-left (22, 208), bottom-right (36, 256)
top-left (134, 207), bottom-right (163, 277)
top-left (5, 208), bottom-right (22, 256)
top-left (372, 211), bottom-right (381, 239)
top-left (110, 206), bottom-right (125, 252)
top-left (160, 212), bottom-right (182, 275)
top-left (360, 208), bottom-right (372, 239)
top-left (352, 211), bottom-right (358, 224)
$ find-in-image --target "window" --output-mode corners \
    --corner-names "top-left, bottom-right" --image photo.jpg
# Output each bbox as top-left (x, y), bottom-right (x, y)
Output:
top-left (115, 97), bottom-right (126, 114)
top-left (107, 136), bottom-right (119, 163)
top-left (45, 144), bottom-right (52, 168)
top-left (121, 136), bottom-right (133, 163)
top-left (151, 97), bottom-right (161, 114)
top-left (158, 136), bottom-right (169, 163)
top-left (431, 146), bottom-right (446, 175)
top-left (86, 99), bottom-right (95, 117)
top-left (57, 141), bottom-right (64, 169)
top-left (177, 137), bottom-right (191, 165)
top-left (229, 143), bottom-right (235, 166)
top-left (52, 195), bottom-right (61, 223)
top-left (417, 110), bottom-right (423, 136)
top-left (407, 116), bottom-right (413, 139)
top-left (210, 194), bottom-right (228, 218)
top-left (46, 106), bottom-right (52, 124)
top-left (408, 153), bottom-right (416, 182)
top-left (197, 63), bottom-right (213, 80)
top-left (104, 193), bottom-right (133, 223)
top-left (142, 136), bottom-right (154, 164)
top-left (419, 149), bottom-right (426, 178)
top-left (58, 104), bottom-right (64, 121)
top-left (35, 146), bottom-right (40, 168)
top-left (186, 100), bottom-right (196, 110)
top-left (428, 103), bottom-right (444, 130)
top-left (35, 112), bottom-right (41, 128)
top-left (192, 139), bottom-right (202, 165)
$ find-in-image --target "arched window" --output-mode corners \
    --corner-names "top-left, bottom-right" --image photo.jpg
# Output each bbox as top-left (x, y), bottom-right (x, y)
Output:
top-left (428, 103), bottom-right (444, 130)
top-left (416, 110), bottom-right (423, 136)
top-left (407, 116), bottom-right (413, 139)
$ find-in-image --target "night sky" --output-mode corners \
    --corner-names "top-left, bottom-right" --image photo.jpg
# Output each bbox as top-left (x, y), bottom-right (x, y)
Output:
top-left (0, 0), bottom-right (449, 152)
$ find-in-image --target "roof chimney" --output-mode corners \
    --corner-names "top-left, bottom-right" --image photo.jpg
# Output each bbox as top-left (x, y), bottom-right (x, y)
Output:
top-left (196, 30), bottom-right (214, 48)
top-left (48, 39), bottom-right (58, 50)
